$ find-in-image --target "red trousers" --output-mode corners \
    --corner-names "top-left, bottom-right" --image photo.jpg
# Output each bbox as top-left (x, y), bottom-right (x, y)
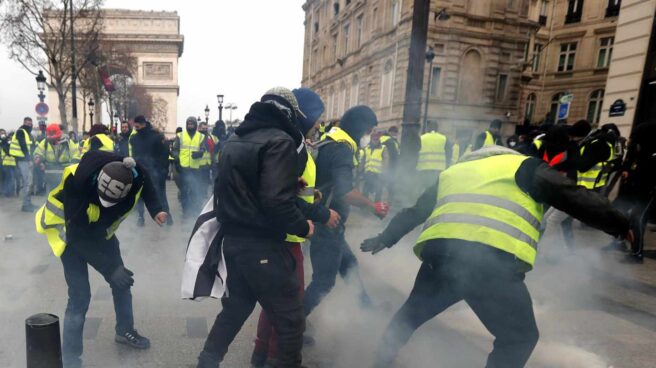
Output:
top-left (253, 243), bottom-right (304, 360)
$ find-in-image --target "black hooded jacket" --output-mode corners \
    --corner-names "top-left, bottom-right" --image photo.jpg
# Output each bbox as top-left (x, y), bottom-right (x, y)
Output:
top-left (129, 124), bottom-right (169, 177)
top-left (215, 101), bottom-right (309, 241)
top-left (56, 151), bottom-right (163, 276)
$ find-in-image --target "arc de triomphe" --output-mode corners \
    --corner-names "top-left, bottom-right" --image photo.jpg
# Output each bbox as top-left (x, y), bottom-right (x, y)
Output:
top-left (47, 9), bottom-right (184, 136)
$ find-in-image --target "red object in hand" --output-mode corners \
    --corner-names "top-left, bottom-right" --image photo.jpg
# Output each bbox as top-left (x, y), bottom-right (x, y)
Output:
top-left (374, 202), bottom-right (390, 219)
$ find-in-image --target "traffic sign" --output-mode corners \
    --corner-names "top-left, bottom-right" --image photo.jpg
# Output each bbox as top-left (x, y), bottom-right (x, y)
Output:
top-left (609, 99), bottom-right (626, 117)
top-left (557, 101), bottom-right (571, 120)
top-left (559, 93), bottom-right (574, 104)
top-left (35, 102), bottom-right (49, 116)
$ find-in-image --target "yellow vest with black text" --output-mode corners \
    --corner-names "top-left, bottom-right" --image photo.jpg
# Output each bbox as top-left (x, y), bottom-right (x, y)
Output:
top-left (35, 163), bottom-right (142, 257)
top-left (82, 133), bottom-right (114, 154)
top-left (178, 131), bottom-right (204, 169)
top-left (577, 140), bottom-right (614, 190)
top-left (285, 153), bottom-right (317, 243)
top-left (415, 153), bottom-right (544, 268)
top-left (417, 131), bottom-right (447, 171)
top-left (9, 128), bottom-right (33, 158)
top-left (364, 146), bottom-right (384, 174)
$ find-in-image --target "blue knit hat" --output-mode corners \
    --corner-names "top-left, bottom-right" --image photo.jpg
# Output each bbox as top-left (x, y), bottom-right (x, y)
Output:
top-left (293, 88), bottom-right (325, 135)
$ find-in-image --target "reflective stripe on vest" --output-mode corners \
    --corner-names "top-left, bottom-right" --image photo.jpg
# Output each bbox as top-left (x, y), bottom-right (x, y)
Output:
top-left (286, 153), bottom-right (317, 243)
top-left (82, 134), bottom-right (114, 153)
top-left (35, 163), bottom-right (141, 256)
top-left (364, 146), bottom-right (384, 174)
top-left (577, 141), bottom-right (614, 189)
top-left (415, 154), bottom-right (544, 268)
top-left (9, 128), bottom-right (32, 158)
top-left (178, 131), bottom-right (204, 169)
top-left (417, 132), bottom-right (447, 171)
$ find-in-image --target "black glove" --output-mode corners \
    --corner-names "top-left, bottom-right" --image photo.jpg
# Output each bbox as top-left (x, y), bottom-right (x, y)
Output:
top-left (191, 151), bottom-right (203, 159)
top-left (110, 266), bottom-right (134, 289)
top-left (360, 236), bottom-right (389, 255)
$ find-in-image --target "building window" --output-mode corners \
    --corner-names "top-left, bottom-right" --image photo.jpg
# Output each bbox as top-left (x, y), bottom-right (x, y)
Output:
top-left (391, 1), bottom-right (400, 27)
top-left (558, 42), bottom-right (577, 72)
top-left (565, 0), bottom-right (583, 24)
top-left (606, 0), bottom-right (621, 17)
top-left (351, 76), bottom-right (360, 106)
top-left (539, 0), bottom-right (549, 25)
top-left (339, 86), bottom-right (347, 116)
top-left (343, 24), bottom-right (350, 55)
top-left (434, 43), bottom-right (446, 54)
top-left (429, 66), bottom-right (442, 97)
top-left (525, 93), bottom-right (536, 123)
top-left (314, 22), bottom-right (319, 34)
top-left (332, 34), bottom-right (338, 60)
top-left (495, 74), bottom-right (508, 102)
top-left (346, 0), bottom-right (351, 5)
top-left (356, 15), bottom-right (364, 49)
top-left (550, 92), bottom-right (564, 120)
top-left (597, 37), bottom-right (614, 68)
top-left (381, 60), bottom-right (394, 107)
top-left (532, 44), bottom-right (542, 72)
top-left (372, 7), bottom-right (379, 31)
top-left (507, 0), bottom-right (515, 9)
top-left (333, 2), bottom-right (340, 17)
top-left (587, 89), bottom-right (604, 124)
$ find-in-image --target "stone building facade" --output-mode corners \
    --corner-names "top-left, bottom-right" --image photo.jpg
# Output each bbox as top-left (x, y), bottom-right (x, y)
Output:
top-left (301, 0), bottom-right (537, 138)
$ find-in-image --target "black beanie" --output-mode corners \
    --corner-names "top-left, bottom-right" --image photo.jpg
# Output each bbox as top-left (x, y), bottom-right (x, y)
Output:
top-left (568, 120), bottom-right (592, 138)
top-left (340, 105), bottom-right (378, 144)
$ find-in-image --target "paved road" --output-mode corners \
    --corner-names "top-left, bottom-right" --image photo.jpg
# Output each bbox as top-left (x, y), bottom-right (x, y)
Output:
top-left (1, 188), bottom-right (655, 368)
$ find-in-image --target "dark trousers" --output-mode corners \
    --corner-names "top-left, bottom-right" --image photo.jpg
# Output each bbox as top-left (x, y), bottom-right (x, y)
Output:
top-left (179, 168), bottom-right (204, 217)
top-left (304, 224), bottom-right (368, 316)
top-left (60, 237), bottom-right (134, 365)
top-left (200, 236), bottom-right (304, 368)
top-left (137, 170), bottom-right (169, 219)
top-left (363, 172), bottom-right (383, 202)
top-left (2, 166), bottom-right (16, 196)
top-left (375, 243), bottom-right (539, 368)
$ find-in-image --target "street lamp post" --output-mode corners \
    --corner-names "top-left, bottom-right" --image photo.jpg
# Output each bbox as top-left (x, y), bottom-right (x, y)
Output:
top-left (423, 47), bottom-right (435, 133)
top-left (35, 70), bottom-right (48, 127)
top-left (204, 104), bottom-right (210, 124)
top-left (88, 98), bottom-right (95, 126)
top-left (113, 113), bottom-right (119, 135)
top-left (217, 94), bottom-right (224, 122)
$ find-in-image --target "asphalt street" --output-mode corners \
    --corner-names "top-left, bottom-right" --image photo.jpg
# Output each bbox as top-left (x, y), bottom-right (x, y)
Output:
top-left (1, 186), bottom-right (655, 368)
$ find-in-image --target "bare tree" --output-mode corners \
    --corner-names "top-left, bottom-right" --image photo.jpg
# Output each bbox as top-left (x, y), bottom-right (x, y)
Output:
top-left (0, 0), bottom-right (103, 130)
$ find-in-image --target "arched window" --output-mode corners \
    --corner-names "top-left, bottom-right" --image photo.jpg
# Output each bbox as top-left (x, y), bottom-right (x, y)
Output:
top-left (550, 92), bottom-right (564, 121)
top-left (459, 50), bottom-right (484, 104)
top-left (350, 75), bottom-right (360, 107)
top-left (587, 89), bottom-right (604, 124)
top-left (380, 60), bottom-right (394, 107)
top-left (524, 93), bottom-right (536, 123)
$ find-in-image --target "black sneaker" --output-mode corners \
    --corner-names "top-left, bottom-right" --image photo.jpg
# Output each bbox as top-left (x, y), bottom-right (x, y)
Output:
top-left (137, 216), bottom-right (145, 227)
top-left (115, 329), bottom-right (151, 349)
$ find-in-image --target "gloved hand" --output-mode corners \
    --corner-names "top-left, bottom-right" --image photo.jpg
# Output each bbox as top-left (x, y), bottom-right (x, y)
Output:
top-left (191, 151), bottom-right (203, 159)
top-left (110, 266), bottom-right (134, 289)
top-left (361, 236), bottom-right (389, 255)
top-left (373, 202), bottom-right (390, 219)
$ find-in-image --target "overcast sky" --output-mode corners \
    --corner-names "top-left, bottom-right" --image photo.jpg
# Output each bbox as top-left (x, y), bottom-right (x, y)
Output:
top-left (0, 0), bottom-right (306, 131)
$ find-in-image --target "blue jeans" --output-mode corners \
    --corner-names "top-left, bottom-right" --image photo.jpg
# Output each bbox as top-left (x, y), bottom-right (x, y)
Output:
top-left (2, 166), bottom-right (16, 196)
top-left (303, 224), bottom-right (366, 316)
top-left (16, 160), bottom-right (32, 206)
top-left (60, 237), bottom-right (134, 364)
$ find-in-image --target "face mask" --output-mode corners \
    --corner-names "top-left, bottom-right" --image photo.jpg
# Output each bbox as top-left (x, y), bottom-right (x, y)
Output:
top-left (98, 196), bottom-right (117, 208)
top-left (360, 134), bottom-right (371, 148)
top-left (0, 134), bottom-right (6, 139)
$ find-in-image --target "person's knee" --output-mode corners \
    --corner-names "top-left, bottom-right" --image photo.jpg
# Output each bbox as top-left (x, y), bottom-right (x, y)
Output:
top-left (67, 289), bottom-right (91, 313)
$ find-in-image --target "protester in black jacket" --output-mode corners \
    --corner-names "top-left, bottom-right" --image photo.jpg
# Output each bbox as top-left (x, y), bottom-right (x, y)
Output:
top-left (46, 151), bottom-right (167, 368)
top-left (129, 115), bottom-right (171, 226)
top-left (198, 88), bottom-right (312, 368)
top-left (116, 121), bottom-right (132, 157)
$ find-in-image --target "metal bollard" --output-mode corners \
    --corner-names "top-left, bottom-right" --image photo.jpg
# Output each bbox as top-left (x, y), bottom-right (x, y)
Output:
top-left (25, 313), bottom-right (63, 368)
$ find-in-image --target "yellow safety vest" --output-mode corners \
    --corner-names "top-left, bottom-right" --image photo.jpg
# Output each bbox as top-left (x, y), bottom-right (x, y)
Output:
top-left (415, 153), bottom-right (544, 268)
top-left (82, 133), bottom-right (114, 154)
top-left (323, 127), bottom-right (358, 166)
top-left (483, 131), bottom-right (496, 147)
top-left (364, 146), bottom-right (384, 174)
top-left (285, 153), bottom-right (317, 243)
top-left (177, 131), bottom-right (204, 169)
top-left (1, 147), bottom-right (16, 166)
top-left (417, 132), bottom-right (447, 171)
top-left (9, 128), bottom-right (33, 158)
top-left (34, 140), bottom-right (77, 166)
top-left (35, 163), bottom-right (141, 257)
top-left (200, 133), bottom-right (212, 167)
top-left (127, 129), bottom-right (138, 156)
top-left (380, 135), bottom-right (399, 152)
top-left (577, 141), bottom-right (614, 190)
top-left (452, 143), bottom-right (471, 162)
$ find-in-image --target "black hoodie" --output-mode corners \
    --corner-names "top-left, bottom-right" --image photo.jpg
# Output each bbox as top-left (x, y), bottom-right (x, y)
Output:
top-left (56, 151), bottom-right (163, 276)
top-left (215, 101), bottom-right (309, 241)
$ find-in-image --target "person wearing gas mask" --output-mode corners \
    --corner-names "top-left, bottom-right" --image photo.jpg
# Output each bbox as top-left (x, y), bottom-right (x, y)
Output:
top-left (303, 106), bottom-right (390, 329)
top-left (171, 117), bottom-right (209, 218)
top-left (35, 150), bottom-right (167, 368)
